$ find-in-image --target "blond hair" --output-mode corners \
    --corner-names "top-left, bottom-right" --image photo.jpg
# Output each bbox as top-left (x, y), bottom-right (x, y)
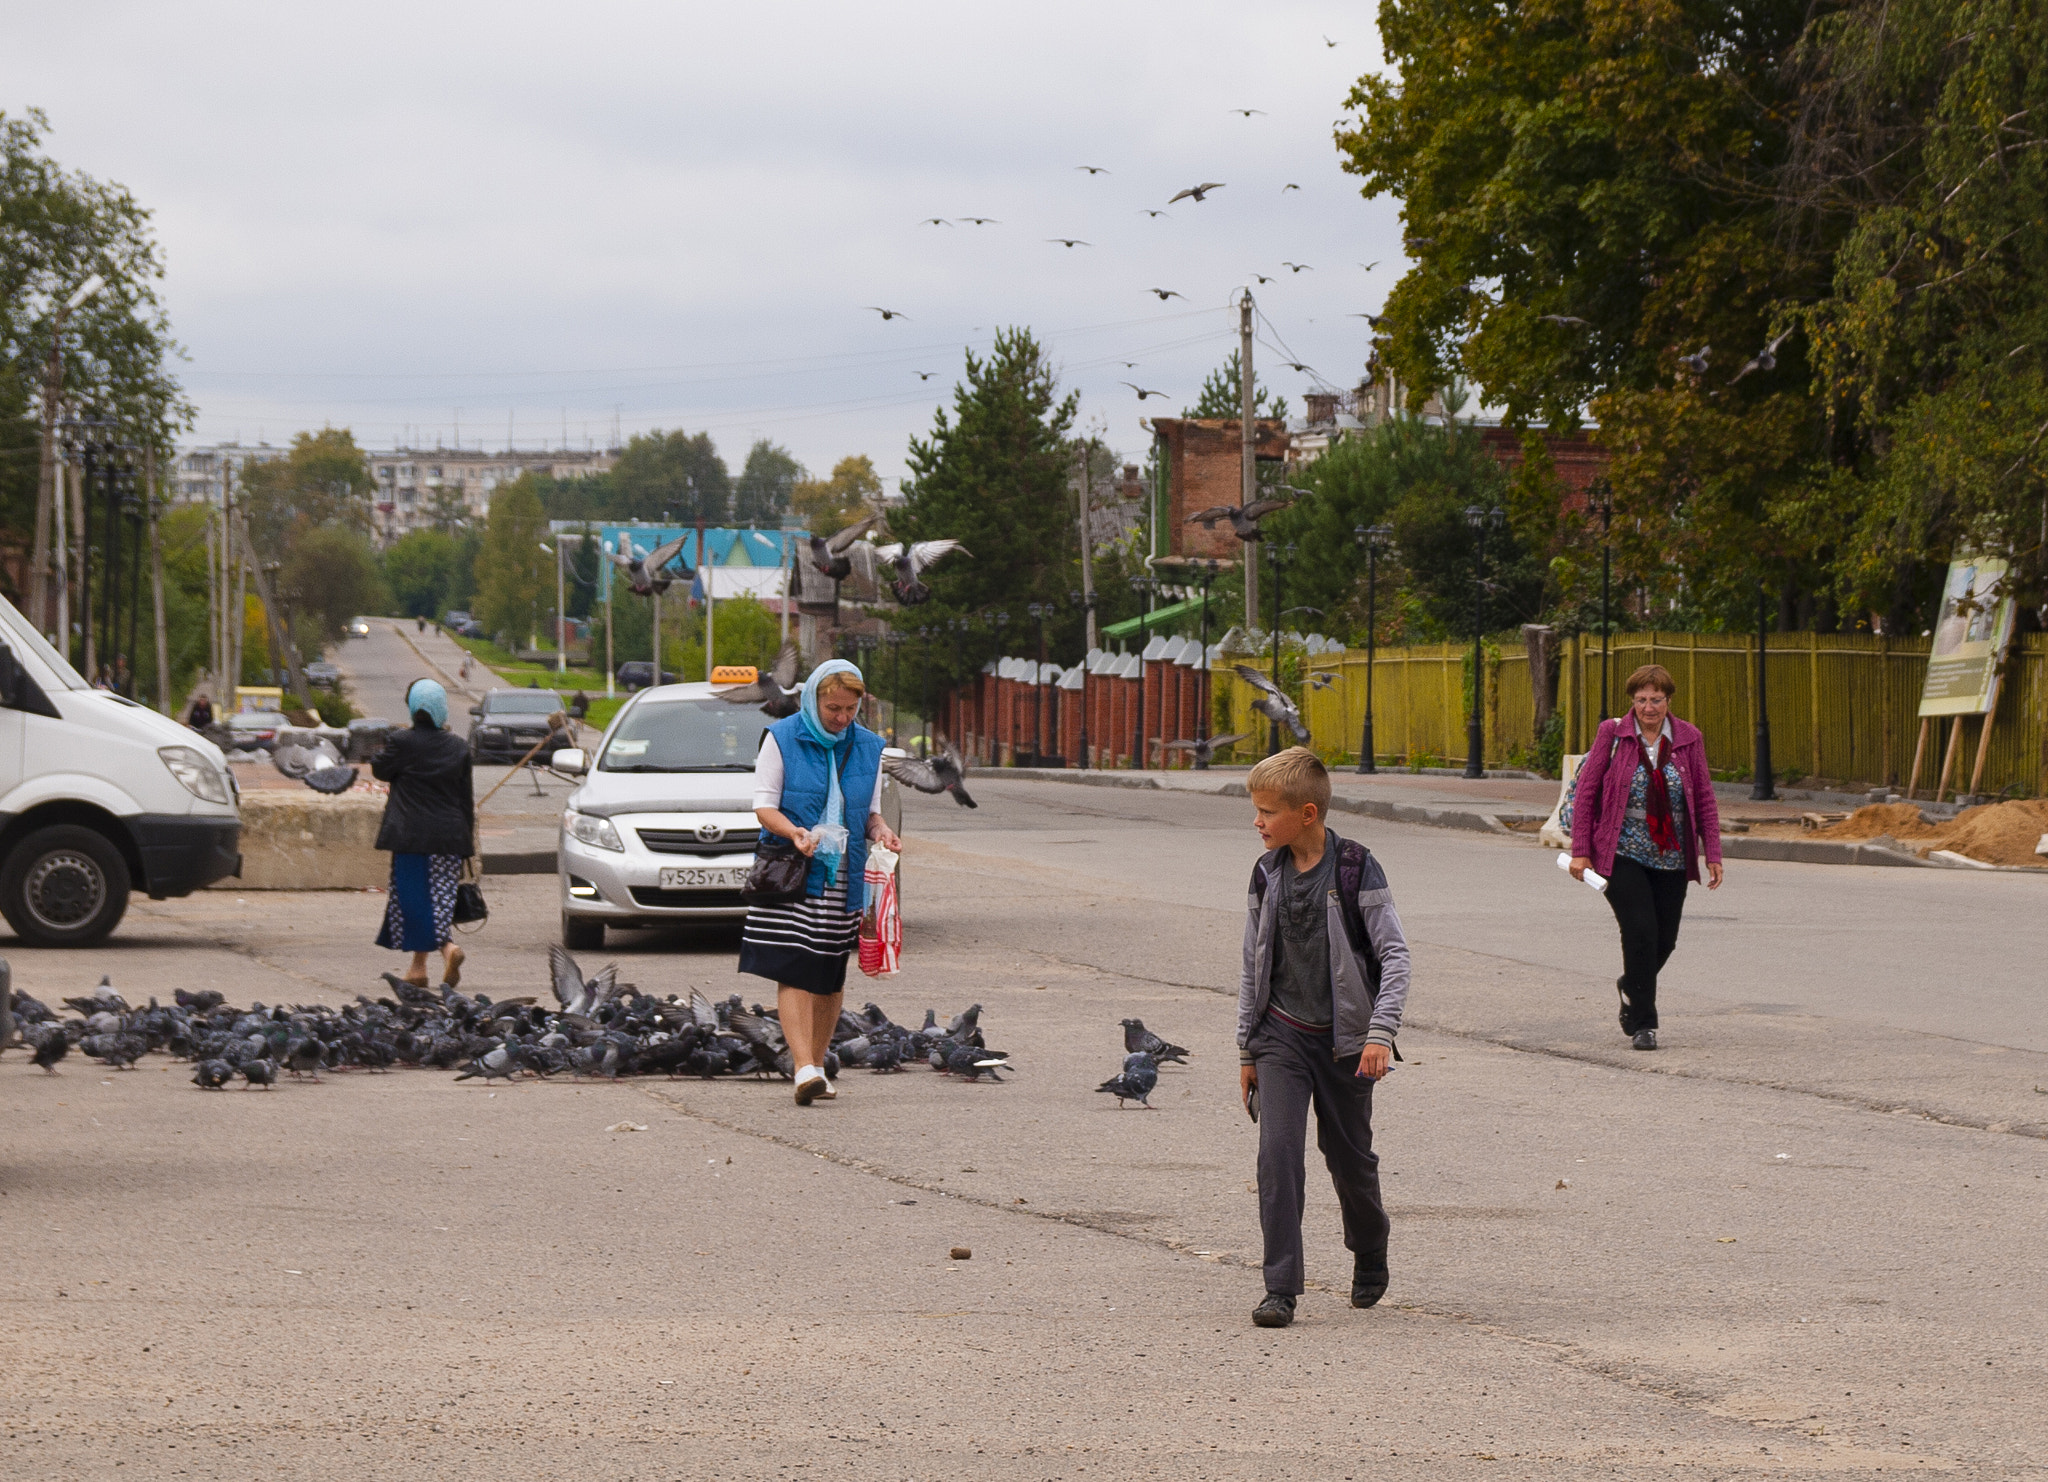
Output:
top-left (816, 670), bottom-right (866, 700)
top-left (1246, 746), bottom-right (1331, 816)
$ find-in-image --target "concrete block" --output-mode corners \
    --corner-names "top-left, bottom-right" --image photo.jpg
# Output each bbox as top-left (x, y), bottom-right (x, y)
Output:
top-left (227, 790), bottom-right (388, 889)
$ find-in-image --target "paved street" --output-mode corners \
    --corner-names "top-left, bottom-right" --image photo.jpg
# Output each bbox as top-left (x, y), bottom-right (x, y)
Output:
top-left (3, 779), bottom-right (2045, 1479)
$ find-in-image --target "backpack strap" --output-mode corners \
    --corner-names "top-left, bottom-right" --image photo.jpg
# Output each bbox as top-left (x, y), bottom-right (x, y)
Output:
top-left (1335, 838), bottom-right (1402, 1060)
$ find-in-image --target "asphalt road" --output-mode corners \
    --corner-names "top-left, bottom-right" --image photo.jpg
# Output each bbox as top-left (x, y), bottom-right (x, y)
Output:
top-left (2, 778), bottom-right (2044, 1479)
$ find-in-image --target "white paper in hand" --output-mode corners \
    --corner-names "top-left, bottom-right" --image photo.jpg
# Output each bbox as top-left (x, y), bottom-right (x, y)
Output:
top-left (1556, 850), bottom-right (1608, 894)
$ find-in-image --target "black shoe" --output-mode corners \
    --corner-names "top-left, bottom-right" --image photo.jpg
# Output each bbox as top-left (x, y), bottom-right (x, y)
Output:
top-left (1632, 1028), bottom-right (1658, 1051)
top-left (1252, 1292), bottom-right (1296, 1328)
top-left (1617, 977), bottom-right (1633, 1035)
top-left (1352, 1255), bottom-right (1389, 1308)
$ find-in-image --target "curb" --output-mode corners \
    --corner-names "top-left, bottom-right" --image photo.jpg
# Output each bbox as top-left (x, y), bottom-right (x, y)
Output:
top-left (482, 849), bottom-right (558, 876)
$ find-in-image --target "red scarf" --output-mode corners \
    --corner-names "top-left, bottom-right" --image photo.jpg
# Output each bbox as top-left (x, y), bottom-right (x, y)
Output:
top-left (1641, 730), bottom-right (1681, 852)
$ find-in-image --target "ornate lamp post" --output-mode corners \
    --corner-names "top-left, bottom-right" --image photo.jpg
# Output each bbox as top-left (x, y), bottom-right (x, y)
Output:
top-left (1352, 523), bottom-right (1393, 773)
top-left (1128, 573), bottom-right (1157, 768)
top-left (917, 624), bottom-right (933, 759)
top-left (1462, 505), bottom-right (1505, 778)
top-left (1027, 601), bottom-right (1051, 763)
top-left (1266, 540), bottom-right (1296, 756)
top-left (885, 628), bottom-right (905, 747)
top-left (990, 611), bottom-right (1010, 763)
top-left (1752, 582), bottom-right (1776, 800)
top-left (1190, 558), bottom-right (1222, 768)
top-left (1589, 481), bottom-right (1614, 720)
top-left (1070, 588), bottom-right (1095, 768)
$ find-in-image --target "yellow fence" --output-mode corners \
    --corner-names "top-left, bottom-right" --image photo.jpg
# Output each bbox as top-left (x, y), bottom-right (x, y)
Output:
top-left (1210, 630), bottom-right (2048, 795)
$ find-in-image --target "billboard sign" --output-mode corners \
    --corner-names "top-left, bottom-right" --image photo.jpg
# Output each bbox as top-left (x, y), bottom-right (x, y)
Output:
top-left (1917, 554), bottom-right (2017, 716)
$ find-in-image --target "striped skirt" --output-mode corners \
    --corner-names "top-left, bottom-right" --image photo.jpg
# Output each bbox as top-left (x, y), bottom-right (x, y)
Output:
top-left (738, 881), bottom-right (860, 995)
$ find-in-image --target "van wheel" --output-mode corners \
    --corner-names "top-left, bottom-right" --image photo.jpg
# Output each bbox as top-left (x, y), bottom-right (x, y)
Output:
top-left (562, 914), bottom-right (604, 951)
top-left (0, 824), bottom-right (132, 948)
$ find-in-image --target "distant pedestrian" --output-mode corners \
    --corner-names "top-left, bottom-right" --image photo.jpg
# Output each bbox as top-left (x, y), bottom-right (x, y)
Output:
top-left (1237, 747), bottom-right (1411, 1329)
top-left (742, 660), bottom-right (901, 1106)
top-left (1569, 664), bottom-right (1724, 1050)
top-left (371, 678), bottom-right (475, 988)
top-left (186, 692), bottom-right (214, 730)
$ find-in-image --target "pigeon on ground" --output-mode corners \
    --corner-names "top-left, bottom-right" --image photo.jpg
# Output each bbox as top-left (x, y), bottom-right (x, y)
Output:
top-left (883, 741), bottom-right (976, 808)
top-left (808, 514), bottom-right (883, 581)
top-left (454, 1038), bottom-right (519, 1082)
top-left (241, 1058), bottom-right (277, 1090)
top-left (944, 1041), bottom-right (1009, 1081)
top-left (29, 1027), bottom-right (69, 1073)
top-left (175, 988), bottom-right (225, 1012)
top-left (283, 1037), bottom-right (325, 1081)
top-left (1120, 1018), bottom-right (1189, 1064)
top-left (606, 533), bottom-right (695, 597)
top-left (379, 971), bottom-right (441, 1010)
top-left (64, 977), bottom-right (127, 1015)
top-left (1185, 498), bottom-right (1292, 542)
top-left (80, 1032), bottom-right (147, 1070)
top-left (945, 1004), bottom-right (984, 1039)
top-left (714, 639), bottom-right (803, 717)
top-left (1234, 665), bottom-right (1311, 745)
top-left (873, 539), bottom-right (968, 606)
top-left (1163, 732), bottom-right (1250, 767)
top-left (192, 1059), bottom-right (235, 1090)
top-left (1097, 1051), bottom-right (1160, 1108)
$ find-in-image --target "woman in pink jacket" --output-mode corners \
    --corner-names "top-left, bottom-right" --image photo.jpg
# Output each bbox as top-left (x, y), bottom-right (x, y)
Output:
top-left (1569, 664), bottom-right (1724, 1050)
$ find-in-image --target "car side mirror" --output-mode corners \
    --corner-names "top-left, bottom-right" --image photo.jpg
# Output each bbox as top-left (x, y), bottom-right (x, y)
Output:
top-left (551, 748), bottom-right (587, 774)
top-left (468, 705), bottom-right (482, 716)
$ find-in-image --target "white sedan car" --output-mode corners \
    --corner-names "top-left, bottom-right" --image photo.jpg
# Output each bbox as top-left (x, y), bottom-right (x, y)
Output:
top-left (553, 682), bottom-right (902, 949)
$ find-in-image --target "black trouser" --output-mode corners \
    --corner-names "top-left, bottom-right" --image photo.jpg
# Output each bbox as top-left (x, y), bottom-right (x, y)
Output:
top-left (1247, 1013), bottom-right (1389, 1296)
top-left (1604, 855), bottom-right (1687, 1032)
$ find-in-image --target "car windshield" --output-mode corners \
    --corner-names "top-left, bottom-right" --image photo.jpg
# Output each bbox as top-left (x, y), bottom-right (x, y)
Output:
top-left (485, 692), bottom-right (562, 715)
top-left (599, 698), bottom-right (769, 773)
top-left (231, 712), bottom-right (286, 728)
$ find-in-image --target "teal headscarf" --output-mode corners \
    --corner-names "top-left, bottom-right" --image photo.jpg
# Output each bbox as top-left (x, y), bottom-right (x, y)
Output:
top-left (798, 659), bottom-right (862, 885)
top-left (406, 678), bottom-right (449, 729)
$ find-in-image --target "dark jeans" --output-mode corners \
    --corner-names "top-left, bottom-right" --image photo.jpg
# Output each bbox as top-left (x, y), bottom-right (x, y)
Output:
top-left (1247, 1013), bottom-right (1389, 1296)
top-left (1605, 855), bottom-right (1687, 1032)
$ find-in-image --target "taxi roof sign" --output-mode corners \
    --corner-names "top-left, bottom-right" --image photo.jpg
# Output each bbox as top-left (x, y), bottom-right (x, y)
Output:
top-left (710, 665), bottom-right (758, 685)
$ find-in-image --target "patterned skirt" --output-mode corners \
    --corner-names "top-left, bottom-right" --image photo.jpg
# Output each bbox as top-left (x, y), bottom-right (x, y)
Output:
top-left (737, 881), bottom-right (860, 995)
top-left (376, 852), bottom-right (462, 953)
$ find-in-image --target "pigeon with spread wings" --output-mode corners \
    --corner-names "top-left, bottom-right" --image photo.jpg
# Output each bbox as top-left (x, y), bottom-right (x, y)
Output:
top-left (1163, 731), bottom-right (1250, 766)
top-left (715, 639), bottom-right (803, 717)
top-left (1167, 182), bottom-right (1226, 204)
top-left (883, 740), bottom-right (977, 808)
top-left (807, 512), bottom-right (883, 580)
top-left (1235, 664), bottom-right (1310, 744)
top-left (607, 533), bottom-right (695, 597)
top-left (1184, 497), bottom-right (1292, 542)
top-left (874, 538), bottom-right (967, 606)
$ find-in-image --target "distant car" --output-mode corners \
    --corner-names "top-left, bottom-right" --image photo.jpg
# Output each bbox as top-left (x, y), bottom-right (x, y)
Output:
top-left (444, 610), bottom-right (471, 628)
top-left (467, 688), bottom-right (572, 763)
top-left (225, 710), bottom-right (289, 753)
top-left (455, 619), bottom-right (485, 639)
top-left (346, 618), bottom-right (371, 639)
top-left (616, 661), bottom-right (678, 692)
top-left (303, 660), bottom-right (341, 688)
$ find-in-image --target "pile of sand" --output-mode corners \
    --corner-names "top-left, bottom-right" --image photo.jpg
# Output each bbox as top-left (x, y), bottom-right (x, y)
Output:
top-left (1819, 798), bottom-right (2048, 868)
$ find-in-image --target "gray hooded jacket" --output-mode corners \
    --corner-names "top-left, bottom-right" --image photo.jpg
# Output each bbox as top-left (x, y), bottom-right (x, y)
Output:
top-left (1237, 829), bottom-right (1411, 1061)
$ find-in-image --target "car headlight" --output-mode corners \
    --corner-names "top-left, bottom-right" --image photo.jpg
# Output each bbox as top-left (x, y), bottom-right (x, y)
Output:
top-left (564, 811), bottom-right (623, 852)
top-left (160, 746), bottom-right (232, 805)
top-left (479, 725), bottom-right (504, 736)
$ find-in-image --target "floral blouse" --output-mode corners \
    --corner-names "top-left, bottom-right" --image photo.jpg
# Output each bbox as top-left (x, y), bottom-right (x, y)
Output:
top-left (1614, 737), bottom-right (1689, 872)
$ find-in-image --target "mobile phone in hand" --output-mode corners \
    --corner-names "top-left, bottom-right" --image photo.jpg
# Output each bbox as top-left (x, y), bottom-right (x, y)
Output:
top-left (1244, 1081), bottom-right (1259, 1124)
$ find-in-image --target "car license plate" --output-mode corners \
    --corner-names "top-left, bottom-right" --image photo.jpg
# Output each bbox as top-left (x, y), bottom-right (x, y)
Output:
top-left (658, 866), bottom-right (748, 889)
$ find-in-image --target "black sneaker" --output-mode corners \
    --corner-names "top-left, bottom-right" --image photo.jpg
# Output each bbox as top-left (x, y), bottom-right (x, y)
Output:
top-left (1632, 1028), bottom-right (1658, 1051)
top-left (1251, 1292), bottom-right (1296, 1328)
top-left (1617, 977), bottom-right (1633, 1035)
top-left (1351, 1255), bottom-right (1389, 1308)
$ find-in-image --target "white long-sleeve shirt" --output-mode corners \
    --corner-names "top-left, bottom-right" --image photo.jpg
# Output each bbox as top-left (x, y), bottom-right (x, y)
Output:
top-left (751, 732), bottom-right (883, 818)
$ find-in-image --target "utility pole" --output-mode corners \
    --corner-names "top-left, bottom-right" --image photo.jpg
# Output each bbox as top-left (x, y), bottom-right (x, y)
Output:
top-left (603, 535), bottom-right (616, 699)
top-left (240, 511), bottom-right (308, 701)
top-left (1076, 441), bottom-right (1098, 651)
top-left (699, 518), bottom-right (715, 680)
top-left (555, 533), bottom-right (566, 676)
top-left (32, 335), bottom-right (62, 636)
top-left (1240, 292), bottom-right (1259, 631)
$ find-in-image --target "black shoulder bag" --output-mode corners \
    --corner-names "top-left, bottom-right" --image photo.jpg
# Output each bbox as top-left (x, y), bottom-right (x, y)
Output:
top-left (742, 737), bottom-right (853, 906)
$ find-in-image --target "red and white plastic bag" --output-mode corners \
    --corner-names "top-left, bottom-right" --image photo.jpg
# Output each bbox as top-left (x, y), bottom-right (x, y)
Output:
top-left (858, 844), bottom-right (901, 978)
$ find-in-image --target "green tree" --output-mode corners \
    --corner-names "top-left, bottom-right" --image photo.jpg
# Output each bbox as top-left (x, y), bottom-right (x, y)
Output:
top-left (893, 329), bottom-right (1080, 695)
top-left (1182, 349), bottom-right (1287, 420)
top-left (239, 427), bottom-right (375, 562)
top-left (609, 429), bottom-right (731, 522)
top-left (474, 478), bottom-right (549, 647)
top-left (734, 440), bottom-right (801, 525)
top-left (382, 529), bottom-right (463, 618)
top-left (283, 525), bottom-right (386, 646)
top-left (790, 454), bottom-right (882, 536)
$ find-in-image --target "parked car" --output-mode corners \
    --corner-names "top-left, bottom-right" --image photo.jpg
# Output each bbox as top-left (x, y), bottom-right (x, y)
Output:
top-left (552, 681), bottom-right (902, 948)
top-left (443, 610), bottom-right (471, 628)
top-left (616, 661), bottom-right (678, 692)
top-left (467, 688), bottom-right (572, 763)
top-left (303, 660), bottom-right (341, 689)
top-left (345, 618), bottom-right (372, 639)
top-left (224, 710), bottom-right (289, 752)
top-left (0, 594), bottom-right (240, 946)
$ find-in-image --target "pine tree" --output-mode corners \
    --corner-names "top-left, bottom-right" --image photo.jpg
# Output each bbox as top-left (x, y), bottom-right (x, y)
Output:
top-left (1182, 350), bottom-right (1287, 420)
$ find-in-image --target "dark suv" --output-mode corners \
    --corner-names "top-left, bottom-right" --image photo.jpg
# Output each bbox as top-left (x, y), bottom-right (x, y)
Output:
top-left (467, 688), bottom-right (571, 763)
top-left (616, 661), bottom-right (678, 692)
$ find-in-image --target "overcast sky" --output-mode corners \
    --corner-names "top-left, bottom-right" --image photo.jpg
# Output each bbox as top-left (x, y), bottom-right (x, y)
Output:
top-left (7, 1), bottom-right (1403, 488)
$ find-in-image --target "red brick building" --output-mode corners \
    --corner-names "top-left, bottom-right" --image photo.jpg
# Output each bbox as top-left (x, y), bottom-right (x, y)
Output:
top-left (1147, 417), bottom-right (1290, 559)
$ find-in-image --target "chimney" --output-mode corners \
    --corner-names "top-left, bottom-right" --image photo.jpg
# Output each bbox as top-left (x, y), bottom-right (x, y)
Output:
top-left (1304, 393), bottom-right (1337, 425)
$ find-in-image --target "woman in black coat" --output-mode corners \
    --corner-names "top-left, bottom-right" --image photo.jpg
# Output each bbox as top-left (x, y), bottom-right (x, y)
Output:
top-left (371, 679), bottom-right (475, 986)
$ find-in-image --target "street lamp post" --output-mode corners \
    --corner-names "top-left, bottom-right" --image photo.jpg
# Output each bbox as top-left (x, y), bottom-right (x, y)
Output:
top-left (1752, 581), bottom-right (1776, 800)
top-left (886, 628), bottom-right (905, 748)
top-left (124, 483), bottom-right (143, 695)
top-left (1128, 574), bottom-right (1155, 768)
top-left (539, 540), bottom-right (565, 676)
top-left (1027, 601), bottom-right (1050, 764)
top-left (1352, 523), bottom-right (1392, 773)
top-left (1070, 588), bottom-right (1095, 769)
top-left (1267, 540), bottom-right (1296, 756)
top-left (917, 625), bottom-right (933, 758)
top-left (1462, 505), bottom-right (1504, 778)
top-left (1590, 482), bottom-right (1614, 719)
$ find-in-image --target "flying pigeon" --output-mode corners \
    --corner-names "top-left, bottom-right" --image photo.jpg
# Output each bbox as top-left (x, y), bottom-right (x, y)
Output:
top-left (1540, 314), bottom-right (1589, 327)
top-left (1122, 383), bottom-right (1167, 401)
top-left (1234, 665), bottom-right (1310, 744)
top-left (1120, 1017), bottom-right (1189, 1064)
top-left (1281, 261), bottom-right (1312, 272)
top-left (714, 639), bottom-right (803, 716)
top-left (1097, 1051), bottom-right (1159, 1108)
top-left (1228, 108), bottom-right (1267, 117)
top-left (606, 533), bottom-right (694, 597)
top-left (883, 741), bottom-right (977, 807)
top-left (1147, 288), bottom-right (1184, 301)
top-left (1162, 731), bottom-right (1250, 766)
top-left (547, 944), bottom-right (619, 1018)
top-left (808, 513), bottom-right (883, 581)
top-left (959, 217), bottom-right (998, 225)
top-left (1184, 498), bottom-right (1293, 542)
top-left (303, 763), bottom-right (357, 794)
top-left (1076, 165), bottom-right (1110, 175)
top-left (874, 539), bottom-right (968, 606)
top-left (1047, 238), bottom-right (1090, 249)
top-left (1728, 329), bottom-right (1794, 385)
top-left (1168, 183), bottom-right (1226, 204)
top-left (1677, 344), bottom-right (1711, 377)
top-left (866, 306), bottom-right (910, 321)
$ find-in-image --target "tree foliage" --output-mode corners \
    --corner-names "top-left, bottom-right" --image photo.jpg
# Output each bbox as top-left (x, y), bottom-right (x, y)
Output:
top-left (609, 430), bottom-right (731, 523)
top-left (734, 439), bottom-right (801, 525)
top-left (790, 455), bottom-right (881, 536)
top-left (473, 477), bottom-right (549, 646)
top-left (1182, 349), bottom-right (1288, 420)
top-left (283, 525), bottom-right (385, 646)
top-left (382, 529), bottom-right (464, 619)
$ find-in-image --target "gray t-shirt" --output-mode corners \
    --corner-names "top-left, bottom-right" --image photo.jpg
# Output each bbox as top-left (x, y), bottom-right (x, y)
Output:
top-left (1269, 844), bottom-right (1336, 1028)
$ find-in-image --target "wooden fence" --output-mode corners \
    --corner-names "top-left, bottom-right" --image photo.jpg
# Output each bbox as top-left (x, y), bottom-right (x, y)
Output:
top-left (1210, 630), bottom-right (2048, 796)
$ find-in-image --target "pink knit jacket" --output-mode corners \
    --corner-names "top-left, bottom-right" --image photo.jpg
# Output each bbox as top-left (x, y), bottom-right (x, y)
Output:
top-left (1568, 716), bottom-right (1723, 882)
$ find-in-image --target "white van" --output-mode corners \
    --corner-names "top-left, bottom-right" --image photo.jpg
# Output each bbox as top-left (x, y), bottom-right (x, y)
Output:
top-left (0, 595), bottom-right (241, 946)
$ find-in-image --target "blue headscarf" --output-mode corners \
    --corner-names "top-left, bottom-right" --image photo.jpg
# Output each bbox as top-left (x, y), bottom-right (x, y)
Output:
top-left (406, 678), bottom-right (449, 730)
top-left (797, 659), bottom-right (862, 884)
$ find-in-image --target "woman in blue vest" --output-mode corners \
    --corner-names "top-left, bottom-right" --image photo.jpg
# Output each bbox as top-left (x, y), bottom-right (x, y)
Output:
top-left (743, 660), bottom-right (900, 1105)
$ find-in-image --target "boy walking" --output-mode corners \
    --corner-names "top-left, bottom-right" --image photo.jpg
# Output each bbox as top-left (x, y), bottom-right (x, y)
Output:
top-left (1237, 747), bottom-right (1411, 1328)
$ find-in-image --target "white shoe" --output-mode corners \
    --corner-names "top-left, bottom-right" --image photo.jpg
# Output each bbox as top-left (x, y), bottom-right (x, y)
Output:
top-left (819, 1076), bottom-right (839, 1100)
top-left (793, 1065), bottom-right (827, 1106)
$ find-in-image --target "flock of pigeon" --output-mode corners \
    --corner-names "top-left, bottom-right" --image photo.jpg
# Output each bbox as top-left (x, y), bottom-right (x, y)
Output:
top-left (10, 957), bottom-right (1194, 1108)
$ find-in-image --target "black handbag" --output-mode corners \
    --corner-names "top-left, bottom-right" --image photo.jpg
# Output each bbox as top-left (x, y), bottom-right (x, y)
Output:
top-left (453, 880), bottom-right (488, 926)
top-left (741, 834), bottom-right (809, 905)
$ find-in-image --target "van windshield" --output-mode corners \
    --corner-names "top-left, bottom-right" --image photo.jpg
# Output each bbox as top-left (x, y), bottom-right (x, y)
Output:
top-left (0, 597), bottom-right (87, 691)
top-left (599, 699), bottom-right (769, 773)
top-left (485, 691), bottom-right (563, 714)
